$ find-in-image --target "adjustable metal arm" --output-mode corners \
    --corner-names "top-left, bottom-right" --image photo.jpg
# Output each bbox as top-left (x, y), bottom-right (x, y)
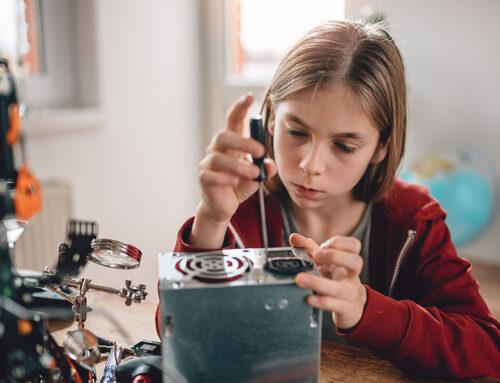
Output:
top-left (41, 267), bottom-right (148, 327)
top-left (63, 277), bottom-right (148, 305)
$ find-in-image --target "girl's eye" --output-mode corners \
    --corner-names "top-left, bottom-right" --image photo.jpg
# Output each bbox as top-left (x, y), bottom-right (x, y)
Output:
top-left (286, 127), bottom-right (307, 137)
top-left (335, 142), bottom-right (357, 154)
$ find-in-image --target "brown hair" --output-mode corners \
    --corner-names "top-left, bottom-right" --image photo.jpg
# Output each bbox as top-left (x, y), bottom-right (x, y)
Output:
top-left (261, 20), bottom-right (406, 202)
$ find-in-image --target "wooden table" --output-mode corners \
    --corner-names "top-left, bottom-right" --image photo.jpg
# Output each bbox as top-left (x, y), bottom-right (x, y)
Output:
top-left (320, 342), bottom-right (499, 383)
top-left (51, 292), bottom-right (499, 382)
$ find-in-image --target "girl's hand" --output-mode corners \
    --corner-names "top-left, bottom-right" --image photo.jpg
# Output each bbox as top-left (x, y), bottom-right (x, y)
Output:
top-left (290, 233), bottom-right (367, 330)
top-left (189, 94), bottom-right (277, 248)
top-left (198, 94), bottom-right (276, 223)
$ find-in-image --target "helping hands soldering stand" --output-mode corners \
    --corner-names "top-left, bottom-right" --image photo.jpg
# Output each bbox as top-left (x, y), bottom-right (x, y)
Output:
top-left (39, 220), bottom-right (148, 328)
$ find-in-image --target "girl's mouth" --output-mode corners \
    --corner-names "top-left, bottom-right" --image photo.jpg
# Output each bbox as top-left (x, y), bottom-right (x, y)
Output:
top-left (293, 184), bottom-right (322, 198)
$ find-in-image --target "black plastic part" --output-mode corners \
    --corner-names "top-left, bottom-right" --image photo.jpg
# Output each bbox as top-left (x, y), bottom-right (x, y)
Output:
top-left (265, 256), bottom-right (314, 275)
top-left (132, 339), bottom-right (162, 357)
top-left (250, 115), bottom-right (267, 182)
top-left (53, 220), bottom-right (97, 282)
top-left (115, 355), bottom-right (162, 383)
top-left (21, 284), bottom-right (74, 319)
top-left (0, 58), bottom-right (17, 181)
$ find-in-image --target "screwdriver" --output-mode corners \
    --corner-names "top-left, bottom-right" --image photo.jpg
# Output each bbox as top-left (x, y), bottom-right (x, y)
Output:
top-left (250, 115), bottom-right (268, 253)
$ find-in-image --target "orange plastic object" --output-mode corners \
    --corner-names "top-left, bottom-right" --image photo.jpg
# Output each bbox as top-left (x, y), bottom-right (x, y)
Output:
top-left (7, 103), bottom-right (21, 146)
top-left (64, 356), bottom-right (83, 383)
top-left (17, 319), bottom-right (33, 335)
top-left (14, 164), bottom-right (42, 221)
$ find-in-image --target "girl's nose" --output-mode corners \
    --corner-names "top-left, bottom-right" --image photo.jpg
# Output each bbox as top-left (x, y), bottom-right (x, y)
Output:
top-left (299, 144), bottom-right (325, 175)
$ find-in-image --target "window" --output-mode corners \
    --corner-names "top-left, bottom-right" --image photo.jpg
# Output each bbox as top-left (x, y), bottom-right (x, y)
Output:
top-left (0, 0), bottom-right (101, 135)
top-left (225, 0), bottom-right (345, 84)
top-left (0, 0), bottom-right (44, 75)
top-left (201, 0), bottom-right (345, 142)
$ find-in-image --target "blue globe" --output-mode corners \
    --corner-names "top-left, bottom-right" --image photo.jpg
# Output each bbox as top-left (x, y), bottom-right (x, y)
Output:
top-left (401, 149), bottom-right (499, 247)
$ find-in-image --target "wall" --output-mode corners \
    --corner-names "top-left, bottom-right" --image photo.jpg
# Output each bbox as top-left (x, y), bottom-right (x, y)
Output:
top-left (21, 0), bottom-right (500, 303)
top-left (25, 0), bottom-right (202, 300)
top-left (346, 0), bottom-right (500, 264)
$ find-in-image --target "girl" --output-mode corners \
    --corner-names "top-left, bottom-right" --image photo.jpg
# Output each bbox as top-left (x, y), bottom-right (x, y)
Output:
top-left (157, 21), bottom-right (500, 379)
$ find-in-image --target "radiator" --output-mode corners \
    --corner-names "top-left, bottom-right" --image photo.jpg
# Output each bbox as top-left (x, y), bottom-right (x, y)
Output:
top-left (13, 179), bottom-right (73, 272)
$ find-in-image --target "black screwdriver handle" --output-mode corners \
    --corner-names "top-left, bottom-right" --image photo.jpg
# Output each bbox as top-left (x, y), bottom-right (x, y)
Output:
top-left (250, 115), bottom-right (267, 182)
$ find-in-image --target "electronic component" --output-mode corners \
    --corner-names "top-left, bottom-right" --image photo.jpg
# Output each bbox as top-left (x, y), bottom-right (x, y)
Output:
top-left (158, 247), bottom-right (321, 382)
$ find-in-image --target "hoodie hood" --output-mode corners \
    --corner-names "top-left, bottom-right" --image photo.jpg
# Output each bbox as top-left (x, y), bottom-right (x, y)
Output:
top-left (380, 178), bottom-right (447, 231)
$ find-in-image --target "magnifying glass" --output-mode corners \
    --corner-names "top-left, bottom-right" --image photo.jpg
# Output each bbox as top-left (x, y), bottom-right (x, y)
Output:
top-left (88, 239), bottom-right (142, 269)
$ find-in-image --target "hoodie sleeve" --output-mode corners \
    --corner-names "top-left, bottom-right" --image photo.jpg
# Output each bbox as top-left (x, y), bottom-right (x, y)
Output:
top-left (340, 217), bottom-right (500, 379)
top-left (173, 216), bottom-right (236, 252)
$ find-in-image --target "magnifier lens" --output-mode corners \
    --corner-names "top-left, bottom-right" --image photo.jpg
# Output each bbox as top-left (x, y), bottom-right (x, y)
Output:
top-left (89, 239), bottom-right (142, 269)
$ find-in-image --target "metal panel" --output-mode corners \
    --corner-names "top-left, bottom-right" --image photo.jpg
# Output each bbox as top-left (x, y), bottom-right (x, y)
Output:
top-left (159, 248), bottom-right (321, 382)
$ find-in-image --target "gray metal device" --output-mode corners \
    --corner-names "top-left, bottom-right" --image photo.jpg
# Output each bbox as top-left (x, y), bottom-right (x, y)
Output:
top-left (158, 247), bottom-right (322, 383)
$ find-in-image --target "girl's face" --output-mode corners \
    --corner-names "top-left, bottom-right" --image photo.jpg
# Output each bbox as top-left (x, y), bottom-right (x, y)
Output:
top-left (269, 84), bottom-right (387, 210)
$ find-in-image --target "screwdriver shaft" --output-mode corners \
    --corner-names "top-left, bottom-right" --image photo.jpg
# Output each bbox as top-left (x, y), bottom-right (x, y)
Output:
top-left (258, 183), bottom-right (268, 252)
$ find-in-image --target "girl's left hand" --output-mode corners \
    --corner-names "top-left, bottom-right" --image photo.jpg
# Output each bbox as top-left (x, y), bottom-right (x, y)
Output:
top-left (290, 233), bottom-right (367, 330)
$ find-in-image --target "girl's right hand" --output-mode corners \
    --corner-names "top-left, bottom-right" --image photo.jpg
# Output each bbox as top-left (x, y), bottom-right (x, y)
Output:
top-left (197, 94), bottom-right (277, 226)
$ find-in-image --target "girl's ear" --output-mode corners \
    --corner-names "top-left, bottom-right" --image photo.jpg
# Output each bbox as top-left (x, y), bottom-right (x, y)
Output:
top-left (267, 99), bottom-right (276, 136)
top-left (370, 140), bottom-right (389, 165)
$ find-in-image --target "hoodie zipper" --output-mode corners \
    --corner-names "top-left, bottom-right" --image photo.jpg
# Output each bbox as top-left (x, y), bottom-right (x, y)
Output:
top-left (388, 229), bottom-right (416, 297)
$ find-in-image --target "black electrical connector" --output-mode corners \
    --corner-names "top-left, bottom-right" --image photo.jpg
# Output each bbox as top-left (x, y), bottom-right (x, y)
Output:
top-left (265, 256), bottom-right (314, 275)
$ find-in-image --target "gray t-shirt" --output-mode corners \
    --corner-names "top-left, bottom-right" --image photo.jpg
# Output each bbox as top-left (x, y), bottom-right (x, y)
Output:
top-left (280, 199), bottom-right (373, 343)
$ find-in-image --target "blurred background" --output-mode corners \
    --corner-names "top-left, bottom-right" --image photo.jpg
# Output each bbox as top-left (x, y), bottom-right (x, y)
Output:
top-left (1, 0), bottom-right (499, 301)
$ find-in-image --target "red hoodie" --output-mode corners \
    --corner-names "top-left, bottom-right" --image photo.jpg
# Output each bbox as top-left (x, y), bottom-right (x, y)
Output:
top-left (156, 178), bottom-right (500, 379)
